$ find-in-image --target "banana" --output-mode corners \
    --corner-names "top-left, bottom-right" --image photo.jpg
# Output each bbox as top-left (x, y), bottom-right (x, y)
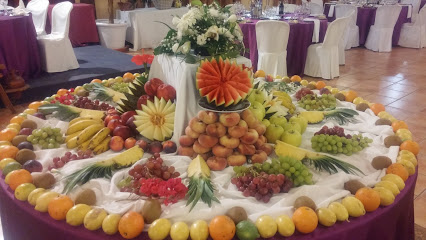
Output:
top-left (69, 117), bottom-right (103, 127)
top-left (67, 119), bottom-right (103, 135)
top-left (88, 127), bottom-right (111, 150)
top-left (76, 124), bottom-right (104, 145)
top-left (93, 136), bottom-right (111, 155)
top-left (78, 139), bottom-right (91, 151)
top-left (66, 136), bottom-right (78, 149)
top-left (65, 130), bottom-right (83, 142)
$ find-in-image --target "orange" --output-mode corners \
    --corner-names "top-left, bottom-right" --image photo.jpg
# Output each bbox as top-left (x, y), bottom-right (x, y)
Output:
top-left (28, 101), bottom-right (42, 111)
top-left (9, 115), bottom-right (26, 125)
top-left (290, 75), bottom-right (302, 82)
top-left (400, 140), bottom-right (419, 156)
top-left (56, 89), bottom-right (69, 96)
top-left (386, 163), bottom-right (409, 181)
top-left (370, 103), bottom-right (385, 115)
top-left (48, 195), bottom-right (74, 220)
top-left (118, 211), bottom-right (144, 239)
top-left (343, 90), bottom-right (357, 102)
top-left (355, 187), bottom-right (380, 212)
top-left (123, 72), bottom-right (135, 81)
top-left (209, 215), bottom-right (236, 240)
top-left (316, 81), bottom-right (326, 90)
top-left (391, 120), bottom-right (408, 133)
top-left (292, 207), bottom-right (318, 234)
top-left (8, 169), bottom-right (32, 190)
top-left (0, 145), bottom-right (19, 159)
top-left (91, 79), bottom-right (102, 83)
top-left (0, 128), bottom-right (18, 142)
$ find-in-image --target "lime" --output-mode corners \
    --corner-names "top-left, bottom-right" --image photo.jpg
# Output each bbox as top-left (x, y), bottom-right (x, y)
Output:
top-left (190, 220), bottom-right (209, 240)
top-left (236, 220), bottom-right (260, 240)
top-left (255, 215), bottom-right (277, 238)
top-left (149, 218), bottom-right (171, 240)
top-left (170, 221), bottom-right (190, 240)
top-left (14, 183), bottom-right (36, 201)
top-left (102, 214), bottom-right (121, 235)
top-left (3, 162), bottom-right (22, 176)
top-left (275, 215), bottom-right (295, 237)
top-left (66, 204), bottom-right (92, 226)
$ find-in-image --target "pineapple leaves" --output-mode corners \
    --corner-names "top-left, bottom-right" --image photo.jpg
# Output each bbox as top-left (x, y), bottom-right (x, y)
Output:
top-left (38, 103), bottom-right (79, 121)
top-left (62, 165), bottom-right (114, 194)
top-left (303, 156), bottom-right (364, 176)
top-left (325, 109), bottom-right (359, 125)
top-left (186, 177), bottom-right (220, 212)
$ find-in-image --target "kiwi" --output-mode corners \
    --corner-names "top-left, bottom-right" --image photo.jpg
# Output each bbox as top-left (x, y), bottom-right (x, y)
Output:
top-left (20, 119), bottom-right (37, 130)
top-left (334, 93), bottom-right (346, 101)
top-left (75, 189), bottom-right (97, 205)
top-left (226, 206), bottom-right (248, 224)
top-left (32, 172), bottom-right (56, 189)
top-left (344, 180), bottom-right (365, 195)
top-left (141, 198), bottom-right (162, 224)
top-left (356, 103), bottom-right (370, 112)
top-left (294, 196), bottom-right (317, 210)
top-left (371, 156), bottom-right (392, 170)
top-left (15, 149), bottom-right (36, 164)
top-left (307, 83), bottom-right (317, 90)
top-left (384, 135), bottom-right (402, 148)
top-left (375, 119), bottom-right (392, 126)
top-left (12, 135), bottom-right (29, 147)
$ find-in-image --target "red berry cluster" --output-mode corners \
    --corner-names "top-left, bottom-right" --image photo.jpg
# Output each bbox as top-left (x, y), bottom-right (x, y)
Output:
top-left (50, 93), bottom-right (75, 105)
top-left (295, 87), bottom-right (314, 101)
top-left (128, 153), bottom-right (180, 180)
top-left (73, 97), bottom-right (114, 111)
top-left (315, 125), bottom-right (352, 139)
top-left (47, 150), bottom-right (93, 170)
top-left (139, 178), bottom-right (188, 205)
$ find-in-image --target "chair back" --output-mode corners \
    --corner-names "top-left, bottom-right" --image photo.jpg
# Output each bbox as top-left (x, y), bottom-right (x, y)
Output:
top-left (416, 4), bottom-right (426, 26)
top-left (401, 0), bottom-right (421, 14)
top-left (284, 4), bottom-right (297, 13)
top-left (311, 0), bottom-right (323, 6)
top-left (322, 16), bottom-right (349, 47)
top-left (309, 2), bottom-right (323, 14)
top-left (335, 4), bottom-right (357, 26)
top-left (26, 0), bottom-right (49, 33)
top-left (51, 1), bottom-right (73, 37)
top-left (256, 20), bottom-right (290, 53)
top-left (374, 5), bottom-right (402, 28)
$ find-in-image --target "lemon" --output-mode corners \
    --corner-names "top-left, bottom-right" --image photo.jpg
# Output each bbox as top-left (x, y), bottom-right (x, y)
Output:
top-left (6, 123), bottom-right (21, 131)
top-left (381, 174), bottom-right (405, 191)
top-left (275, 215), bottom-right (295, 237)
top-left (236, 220), bottom-right (260, 240)
top-left (275, 75), bottom-right (282, 79)
top-left (328, 202), bottom-right (349, 221)
top-left (102, 213), bottom-right (121, 235)
top-left (0, 158), bottom-right (17, 170)
top-left (316, 208), bottom-right (336, 227)
top-left (331, 88), bottom-right (339, 94)
top-left (190, 220), bottom-right (209, 240)
top-left (255, 215), bottom-right (277, 238)
top-left (341, 196), bottom-right (365, 218)
top-left (375, 181), bottom-right (400, 196)
top-left (170, 221), bottom-right (190, 240)
top-left (352, 97), bottom-right (364, 105)
top-left (0, 141), bottom-right (12, 146)
top-left (35, 191), bottom-right (60, 212)
top-left (397, 154), bottom-right (417, 167)
top-left (14, 183), bottom-right (36, 201)
top-left (28, 188), bottom-right (47, 206)
top-left (66, 204), bottom-right (92, 226)
top-left (399, 150), bottom-right (416, 158)
top-left (149, 218), bottom-right (171, 240)
top-left (84, 208), bottom-right (108, 231)
top-left (300, 80), bottom-right (309, 86)
top-left (281, 76), bottom-right (291, 83)
top-left (254, 70), bottom-right (266, 78)
top-left (23, 109), bottom-right (36, 115)
top-left (377, 111), bottom-right (390, 118)
top-left (397, 159), bottom-right (415, 175)
top-left (374, 187), bottom-right (395, 206)
top-left (133, 73), bottom-right (141, 78)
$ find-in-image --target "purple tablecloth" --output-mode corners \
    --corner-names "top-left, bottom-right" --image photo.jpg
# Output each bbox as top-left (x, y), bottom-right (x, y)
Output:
top-left (421, 0), bottom-right (426, 10)
top-left (323, 4), bottom-right (411, 45)
top-left (0, 15), bottom-right (41, 80)
top-left (0, 170), bottom-right (416, 240)
top-left (240, 18), bottom-right (328, 76)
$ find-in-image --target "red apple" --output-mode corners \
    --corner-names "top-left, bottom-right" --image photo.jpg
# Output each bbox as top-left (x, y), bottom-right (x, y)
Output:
top-left (148, 141), bottom-right (163, 154)
top-left (162, 140), bottom-right (177, 153)
top-left (112, 125), bottom-right (132, 140)
top-left (121, 111), bottom-right (137, 124)
top-left (156, 84), bottom-right (176, 102)
top-left (144, 78), bottom-right (164, 96)
top-left (107, 119), bottom-right (123, 131)
top-left (137, 95), bottom-right (154, 110)
top-left (206, 156), bottom-right (227, 171)
top-left (107, 109), bottom-right (119, 115)
top-left (136, 139), bottom-right (149, 151)
top-left (104, 115), bottom-right (121, 126)
top-left (126, 116), bottom-right (137, 133)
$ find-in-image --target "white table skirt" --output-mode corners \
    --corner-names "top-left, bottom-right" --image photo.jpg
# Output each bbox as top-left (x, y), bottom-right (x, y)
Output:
top-left (149, 54), bottom-right (253, 144)
top-left (117, 7), bottom-right (189, 50)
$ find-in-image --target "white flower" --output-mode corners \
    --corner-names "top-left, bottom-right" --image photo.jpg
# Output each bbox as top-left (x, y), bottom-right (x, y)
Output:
top-left (233, 25), bottom-right (243, 41)
top-left (172, 43), bottom-right (180, 53)
top-left (180, 41), bottom-right (191, 54)
top-left (218, 27), bottom-right (234, 40)
top-left (172, 16), bottom-right (180, 25)
top-left (227, 14), bottom-right (237, 22)
top-left (205, 25), bottom-right (219, 41)
top-left (209, 8), bottom-right (219, 17)
top-left (197, 35), bottom-right (207, 46)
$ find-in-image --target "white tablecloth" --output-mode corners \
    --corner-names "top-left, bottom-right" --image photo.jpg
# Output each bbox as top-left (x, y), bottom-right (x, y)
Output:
top-left (148, 54), bottom-right (253, 144)
top-left (116, 7), bottom-right (189, 50)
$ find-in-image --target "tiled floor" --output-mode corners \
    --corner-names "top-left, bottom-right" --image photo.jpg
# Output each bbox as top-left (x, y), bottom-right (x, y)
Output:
top-left (0, 46), bottom-right (425, 237)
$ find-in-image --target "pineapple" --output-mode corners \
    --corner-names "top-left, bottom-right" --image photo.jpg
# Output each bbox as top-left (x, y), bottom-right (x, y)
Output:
top-left (275, 141), bottom-right (363, 175)
top-left (299, 108), bottom-right (359, 125)
top-left (62, 146), bottom-right (144, 193)
top-left (272, 91), bottom-right (296, 114)
top-left (92, 83), bottom-right (125, 102)
top-left (186, 155), bottom-right (219, 211)
top-left (38, 103), bottom-right (105, 122)
top-left (117, 75), bottom-right (148, 113)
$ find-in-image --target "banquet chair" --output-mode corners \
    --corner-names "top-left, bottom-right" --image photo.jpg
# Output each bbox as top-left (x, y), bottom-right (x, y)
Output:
top-left (335, 4), bottom-right (359, 50)
top-left (26, 0), bottom-right (49, 36)
top-left (398, 5), bottom-right (426, 48)
top-left (37, 2), bottom-right (79, 73)
top-left (400, 0), bottom-right (421, 23)
top-left (256, 21), bottom-right (290, 77)
top-left (284, 4), bottom-right (297, 13)
top-left (365, 5), bottom-right (402, 52)
top-left (310, 0), bottom-right (324, 15)
top-left (304, 16), bottom-right (349, 79)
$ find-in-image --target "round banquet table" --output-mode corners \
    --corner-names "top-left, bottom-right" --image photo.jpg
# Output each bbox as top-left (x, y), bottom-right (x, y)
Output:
top-left (421, 0), bottom-right (426, 10)
top-left (323, 4), bottom-right (411, 45)
top-left (45, 3), bottom-right (99, 47)
top-left (0, 169), bottom-right (417, 240)
top-left (0, 15), bottom-right (41, 80)
top-left (239, 17), bottom-right (328, 76)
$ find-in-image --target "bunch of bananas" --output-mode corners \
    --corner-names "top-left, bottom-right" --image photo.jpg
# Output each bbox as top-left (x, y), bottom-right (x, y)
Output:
top-left (65, 117), bottom-right (111, 155)
top-left (272, 91), bottom-right (296, 114)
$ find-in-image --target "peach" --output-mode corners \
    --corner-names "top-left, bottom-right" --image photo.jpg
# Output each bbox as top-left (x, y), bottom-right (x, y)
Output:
top-left (228, 120), bottom-right (248, 138)
top-left (185, 126), bottom-right (200, 139)
top-left (109, 136), bottom-right (124, 152)
top-left (240, 129), bottom-right (259, 145)
top-left (254, 135), bottom-right (267, 149)
top-left (124, 137), bottom-right (137, 149)
top-left (251, 150), bottom-right (268, 164)
top-left (212, 144), bottom-right (233, 158)
top-left (241, 110), bottom-right (258, 128)
top-left (237, 143), bottom-right (256, 155)
top-left (252, 123), bottom-right (266, 136)
top-left (219, 135), bottom-right (240, 149)
top-left (198, 134), bottom-right (219, 148)
top-left (219, 113), bottom-right (241, 127)
top-left (258, 143), bottom-right (273, 156)
top-left (206, 156), bottom-right (227, 171)
top-left (189, 117), bottom-right (206, 134)
top-left (193, 140), bottom-right (211, 154)
top-left (200, 152), bottom-right (213, 161)
top-left (178, 146), bottom-right (195, 157)
top-left (227, 152), bottom-right (247, 166)
top-left (206, 122), bottom-right (226, 138)
top-left (198, 111), bottom-right (218, 124)
top-left (179, 135), bottom-right (195, 147)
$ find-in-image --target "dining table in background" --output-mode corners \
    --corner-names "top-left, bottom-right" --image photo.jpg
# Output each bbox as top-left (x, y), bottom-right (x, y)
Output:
top-left (239, 17), bottom-right (328, 76)
top-left (421, 0), bottom-right (426, 9)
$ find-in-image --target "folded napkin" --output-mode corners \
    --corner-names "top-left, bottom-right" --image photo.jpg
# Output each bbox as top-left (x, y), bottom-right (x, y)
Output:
top-left (328, 4), bottom-right (335, 17)
top-left (304, 18), bottom-right (320, 42)
top-left (406, 4), bottom-right (412, 18)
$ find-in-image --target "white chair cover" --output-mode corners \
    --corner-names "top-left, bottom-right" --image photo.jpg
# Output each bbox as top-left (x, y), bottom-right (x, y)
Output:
top-left (284, 4), bottom-right (297, 13)
top-left (336, 4), bottom-right (359, 50)
top-left (310, 0), bottom-right (324, 14)
top-left (401, 0), bottom-right (421, 22)
top-left (26, 0), bottom-right (49, 36)
top-left (365, 5), bottom-right (402, 52)
top-left (304, 16), bottom-right (349, 79)
top-left (256, 20), bottom-right (290, 77)
top-left (398, 5), bottom-right (426, 48)
top-left (37, 1), bottom-right (79, 73)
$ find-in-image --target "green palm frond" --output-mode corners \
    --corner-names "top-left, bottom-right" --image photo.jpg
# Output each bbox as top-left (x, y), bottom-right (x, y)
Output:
top-left (303, 156), bottom-right (364, 175)
top-left (186, 177), bottom-right (220, 211)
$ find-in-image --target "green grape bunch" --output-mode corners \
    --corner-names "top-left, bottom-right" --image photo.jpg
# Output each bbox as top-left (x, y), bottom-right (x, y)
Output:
top-left (311, 133), bottom-right (373, 156)
top-left (27, 127), bottom-right (64, 149)
top-left (111, 82), bottom-right (129, 93)
top-left (298, 94), bottom-right (337, 111)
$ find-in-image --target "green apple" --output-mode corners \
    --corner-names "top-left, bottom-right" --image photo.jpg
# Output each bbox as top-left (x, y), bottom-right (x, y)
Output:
top-left (249, 101), bottom-right (266, 121)
top-left (247, 89), bottom-right (266, 104)
top-left (269, 116), bottom-right (287, 129)
top-left (265, 124), bottom-right (284, 144)
top-left (283, 122), bottom-right (301, 134)
top-left (280, 129), bottom-right (302, 147)
top-left (114, 76), bottom-right (124, 83)
top-left (289, 116), bottom-right (308, 133)
top-left (262, 119), bottom-right (271, 127)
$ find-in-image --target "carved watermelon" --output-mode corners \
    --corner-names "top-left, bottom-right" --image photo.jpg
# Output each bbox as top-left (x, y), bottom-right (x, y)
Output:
top-left (196, 57), bottom-right (253, 107)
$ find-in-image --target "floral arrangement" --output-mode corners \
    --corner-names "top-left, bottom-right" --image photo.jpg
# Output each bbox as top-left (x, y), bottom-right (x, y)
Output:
top-left (154, 2), bottom-right (245, 63)
top-left (131, 50), bottom-right (154, 74)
